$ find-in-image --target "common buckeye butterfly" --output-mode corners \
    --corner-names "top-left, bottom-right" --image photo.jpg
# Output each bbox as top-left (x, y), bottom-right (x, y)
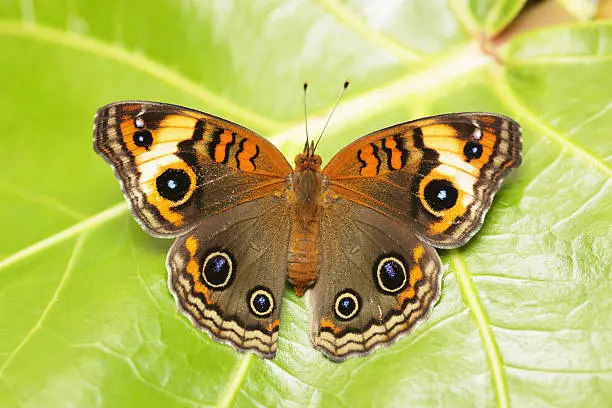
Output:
top-left (93, 92), bottom-right (521, 361)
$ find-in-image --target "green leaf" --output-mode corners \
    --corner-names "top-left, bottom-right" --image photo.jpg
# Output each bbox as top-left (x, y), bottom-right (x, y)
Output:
top-left (1, 1), bottom-right (611, 407)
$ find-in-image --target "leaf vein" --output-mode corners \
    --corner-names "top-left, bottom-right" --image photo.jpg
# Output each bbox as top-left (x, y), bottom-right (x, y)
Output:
top-left (0, 232), bottom-right (85, 380)
top-left (451, 249), bottom-right (510, 408)
top-left (492, 69), bottom-right (612, 177)
top-left (505, 363), bottom-right (612, 376)
top-left (217, 353), bottom-right (253, 408)
top-left (0, 20), bottom-right (286, 133)
top-left (551, 179), bottom-right (611, 230)
top-left (314, 0), bottom-right (422, 62)
top-left (74, 342), bottom-right (214, 407)
top-left (270, 42), bottom-right (491, 147)
top-left (0, 202), bottom-right (128, 271)
top-left (0, 181), bottom-right (86, 220)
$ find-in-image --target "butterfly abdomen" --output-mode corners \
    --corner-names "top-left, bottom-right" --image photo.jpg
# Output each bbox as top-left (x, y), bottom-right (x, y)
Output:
top-left (287, 215), bottom-right (320, 297)
top-left (287, 163), bottom-right (324, 297)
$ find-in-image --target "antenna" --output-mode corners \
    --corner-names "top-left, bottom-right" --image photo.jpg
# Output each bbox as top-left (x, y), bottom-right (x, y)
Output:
top-left (303, 82), bottom-right (309, 153)
top-left (312, 80), bottom-right (349, 155)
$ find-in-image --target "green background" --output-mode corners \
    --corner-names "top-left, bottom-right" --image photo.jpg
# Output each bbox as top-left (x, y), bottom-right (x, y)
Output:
top-left (1, 0), bottom-right (611, 407)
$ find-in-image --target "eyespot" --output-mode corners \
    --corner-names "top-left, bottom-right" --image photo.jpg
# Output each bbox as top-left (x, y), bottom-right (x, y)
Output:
top-left (248, 286), bottom-right (275, 318)
top-left (133, 129), bottom-right (153, 149)
top-left (156, 168), bottom-right (192, 202)
top-left (201, 250), bottom-right (234, 289)
top-left (334, 289), bottom-right (361, 321)
top-left (463, 141), bottom-right (483, 161)
top-left (423, 179), bottom-right (458, 212)
top-left (374, 255), bottom-right (407, 293)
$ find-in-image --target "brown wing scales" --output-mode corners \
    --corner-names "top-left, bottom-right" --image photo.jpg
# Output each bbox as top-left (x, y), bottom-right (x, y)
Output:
top-left (310, 199), bottom-right (442, 361)
top-left (168, 196), bottom-right (291, 358)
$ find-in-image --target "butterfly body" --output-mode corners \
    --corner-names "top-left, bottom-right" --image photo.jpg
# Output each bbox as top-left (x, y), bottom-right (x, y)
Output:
top-left (287, 151), bottom-right (326, 295)
top-left (94, 101), bottom-right (521, 361)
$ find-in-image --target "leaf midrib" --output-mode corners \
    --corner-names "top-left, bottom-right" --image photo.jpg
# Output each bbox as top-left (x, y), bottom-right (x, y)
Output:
top-left (0, 20), bottom-right (288, 134)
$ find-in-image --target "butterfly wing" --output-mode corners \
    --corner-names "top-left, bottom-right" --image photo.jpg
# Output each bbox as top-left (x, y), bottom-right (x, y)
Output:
top-left (323, 113), bottom-right (522, 248)
top-left (310, 199), bottom-right (441, 361)
top-left (94, 101), bottom-right (292, 237)
top-left (167, 195), bottom-right (292, 358)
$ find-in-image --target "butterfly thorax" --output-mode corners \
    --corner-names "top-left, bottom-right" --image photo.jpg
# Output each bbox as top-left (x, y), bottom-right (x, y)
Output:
top-left (287, 153), bottom-right (325, 296)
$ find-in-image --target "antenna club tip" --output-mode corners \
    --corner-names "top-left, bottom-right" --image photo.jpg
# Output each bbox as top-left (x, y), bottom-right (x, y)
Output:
top-left (303, 82), bottom-right (308, 89)
top-left (344, 80), bottom-right (350, 88)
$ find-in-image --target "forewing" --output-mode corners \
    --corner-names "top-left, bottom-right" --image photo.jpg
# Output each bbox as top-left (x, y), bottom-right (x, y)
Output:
top-left (94, 101), bottom-right (292, 237)
top-left (323, 113), bottom-right (521, 248)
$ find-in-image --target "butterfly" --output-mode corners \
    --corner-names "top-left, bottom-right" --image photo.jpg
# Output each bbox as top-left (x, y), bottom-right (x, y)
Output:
top-left (93, 94), bottom-right (521, 361)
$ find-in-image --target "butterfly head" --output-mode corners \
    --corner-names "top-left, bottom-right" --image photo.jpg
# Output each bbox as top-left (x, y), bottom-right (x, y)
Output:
top-left (294, 151), bottom-right (322, 172)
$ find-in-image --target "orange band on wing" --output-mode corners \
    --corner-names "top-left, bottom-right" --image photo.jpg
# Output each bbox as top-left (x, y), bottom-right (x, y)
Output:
top-left (185, 236), bottom-right (198, 254)
top-left (358, 143), bottom-right (380, 176)
top-left (236, 138), bottom-right (259, 172)
top-left (214, 130), bottom-right (235, 163)
top-left (383, 136), bottom-right (404, 170)
top-left (398, 244), bottom-right (425, 304)
top-left (184, 236), bottom-right (210, 302)
top-left (320, 318), bottom-right (341, 334)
